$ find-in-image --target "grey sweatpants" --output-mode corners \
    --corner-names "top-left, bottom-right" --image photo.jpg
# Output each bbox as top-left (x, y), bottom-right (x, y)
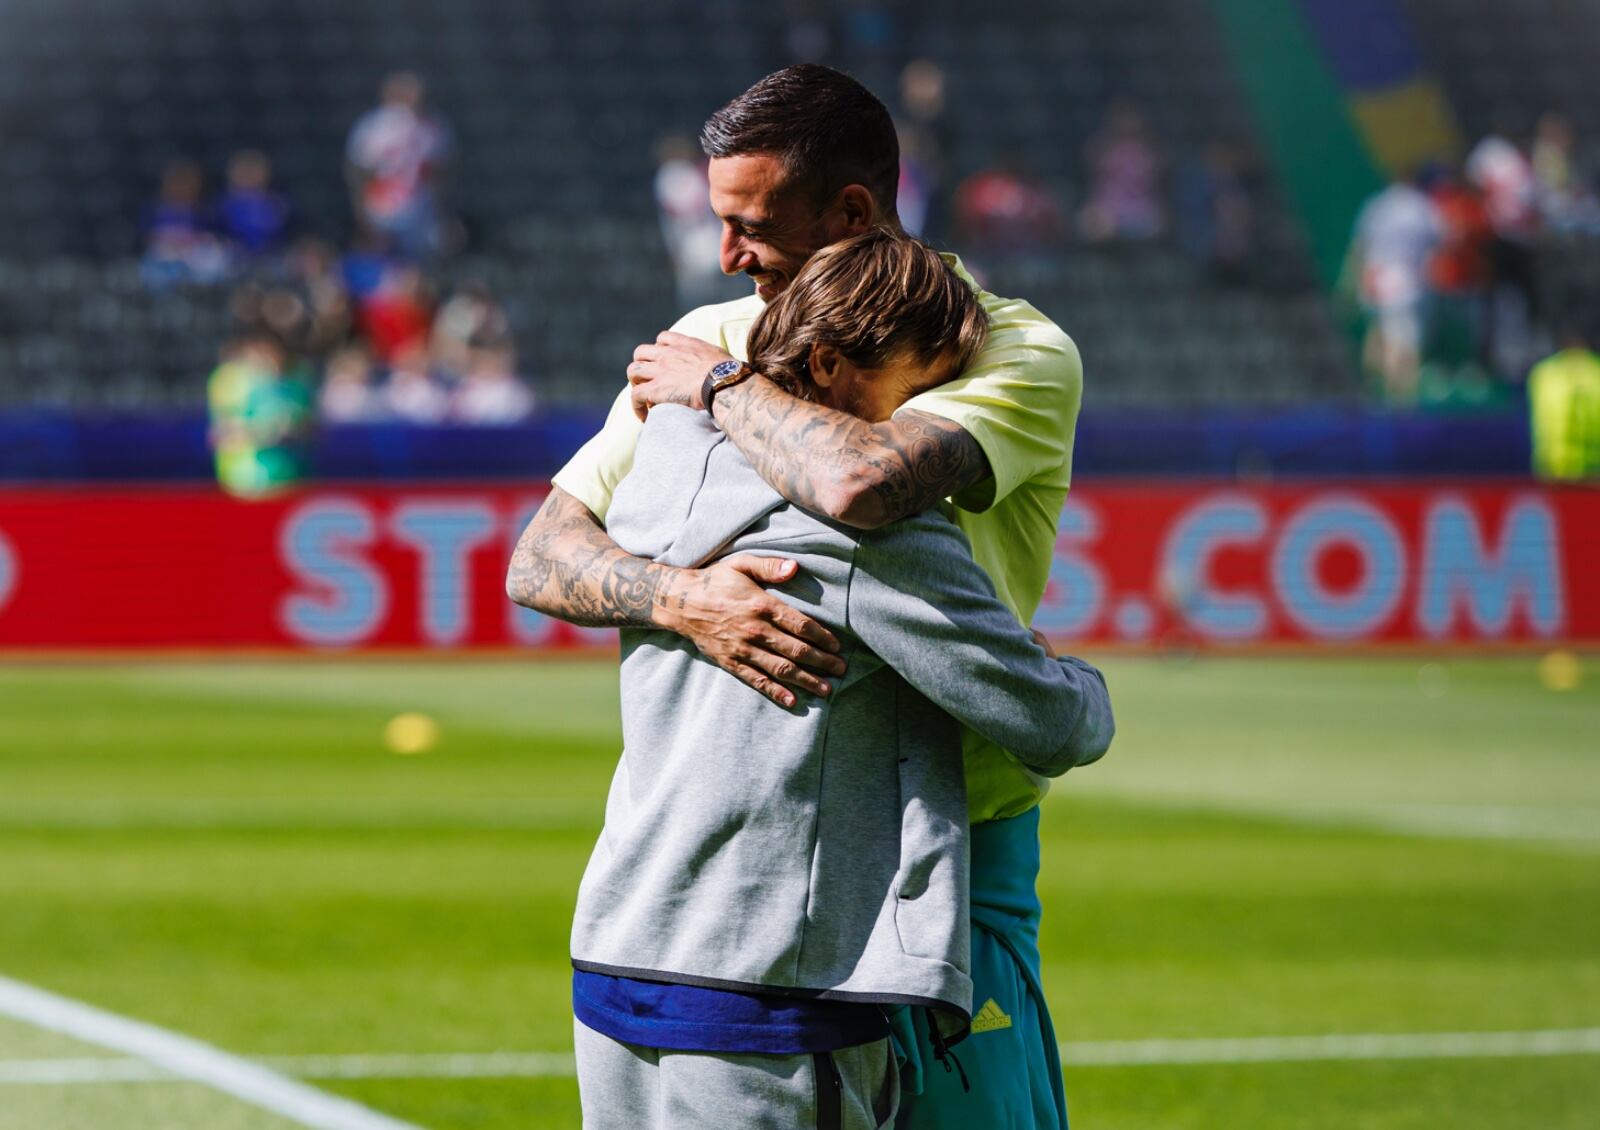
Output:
top-left (574, 1019), bottom-right (899, 1129)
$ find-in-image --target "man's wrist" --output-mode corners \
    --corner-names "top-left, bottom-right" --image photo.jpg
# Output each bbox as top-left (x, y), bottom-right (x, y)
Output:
top-left (702, 360), bottom-right (756, 416)
top-left (650, 565), bottom-right (689, 634)
top-left (708, 369), bottom-right (772, 423)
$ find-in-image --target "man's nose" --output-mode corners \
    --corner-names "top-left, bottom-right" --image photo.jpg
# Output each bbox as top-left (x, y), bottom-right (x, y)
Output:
top-left (721, 230), bottom-right (754, 276)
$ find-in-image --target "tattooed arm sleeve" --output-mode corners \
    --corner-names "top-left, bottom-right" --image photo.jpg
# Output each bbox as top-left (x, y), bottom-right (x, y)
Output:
top-left (506, 485), bottom-right (846, 703)
top-left (505, 487), bottom-right (673, 628)
top-left (709, 375), bottom-right (991, 530)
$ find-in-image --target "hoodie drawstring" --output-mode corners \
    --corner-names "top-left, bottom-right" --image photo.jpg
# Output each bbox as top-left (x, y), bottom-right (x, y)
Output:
top-left (927, 1010), bottom-right (972, 1093)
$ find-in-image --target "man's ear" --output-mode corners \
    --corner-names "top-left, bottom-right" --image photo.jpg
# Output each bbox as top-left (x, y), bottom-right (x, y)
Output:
top-left (833, 185), bottom-right (877, 236)
top-left (808, 343), bottom-right (843, 388)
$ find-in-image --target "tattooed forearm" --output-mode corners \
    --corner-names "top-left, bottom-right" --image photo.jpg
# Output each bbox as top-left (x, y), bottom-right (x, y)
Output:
top-left (506, 488), bottom-right (678, 628)
top-left (712, 376), bottom-right (991, 529)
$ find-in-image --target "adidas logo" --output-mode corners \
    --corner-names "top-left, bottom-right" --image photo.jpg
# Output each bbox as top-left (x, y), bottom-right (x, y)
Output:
top-left (970, 998), bottom-right (1013, 1034)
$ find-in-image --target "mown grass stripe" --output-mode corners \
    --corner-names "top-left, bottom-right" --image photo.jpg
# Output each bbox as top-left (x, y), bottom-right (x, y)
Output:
top-left (1, 801), bottom-right (1595, 845)
top-left (4, 1028), bottom-right (1598, 1085)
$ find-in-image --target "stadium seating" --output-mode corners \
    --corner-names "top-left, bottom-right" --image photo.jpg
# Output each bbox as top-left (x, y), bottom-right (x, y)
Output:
top-left (2, 0), bottom-right (1579, 409)
top-left (1404, 0), bottom-right (1600, 146)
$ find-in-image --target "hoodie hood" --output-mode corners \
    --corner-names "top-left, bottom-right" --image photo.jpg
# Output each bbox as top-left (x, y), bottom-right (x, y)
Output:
top-left (607, 405), bottom-right (788, 569)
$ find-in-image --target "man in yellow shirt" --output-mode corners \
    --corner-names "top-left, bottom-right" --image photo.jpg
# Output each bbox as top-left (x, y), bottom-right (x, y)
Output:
top-left (1529, 328), bottom-right (1600, 481)
top-left (509, 65), bottom-right (1087, 1128)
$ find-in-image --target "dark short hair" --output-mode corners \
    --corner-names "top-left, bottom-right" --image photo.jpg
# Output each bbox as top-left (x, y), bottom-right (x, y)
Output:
top-left (701, 64), bottom-right (901, 219)
top-left (746, 229), bottom-right (988, 401)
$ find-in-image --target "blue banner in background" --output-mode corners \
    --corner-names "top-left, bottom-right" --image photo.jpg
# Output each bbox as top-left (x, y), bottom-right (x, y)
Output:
top-left (1296, 0), bottom-right (1424, 91)
top-left (0, 408), bottom-right (1532, 482)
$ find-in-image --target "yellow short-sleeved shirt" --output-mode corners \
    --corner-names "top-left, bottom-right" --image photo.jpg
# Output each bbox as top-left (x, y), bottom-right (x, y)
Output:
top-left (553, 255), bottom-right (1083, 822)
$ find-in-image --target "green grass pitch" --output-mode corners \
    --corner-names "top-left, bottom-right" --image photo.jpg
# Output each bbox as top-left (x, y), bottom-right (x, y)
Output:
top-left (0, 655), bottom-right (1596, 1129)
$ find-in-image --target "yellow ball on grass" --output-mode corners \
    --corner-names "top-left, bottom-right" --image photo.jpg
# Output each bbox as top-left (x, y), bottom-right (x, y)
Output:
top-left (1537, 650), bottom-right (1582, 693)
top-left (384, 712), bottom-right (441, 754)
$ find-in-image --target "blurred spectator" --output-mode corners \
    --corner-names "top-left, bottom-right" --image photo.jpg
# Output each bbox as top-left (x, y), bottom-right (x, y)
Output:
top-left (230, 276), bottom-right (344, 372)
top-left (1532, 113), bottom-right (1577, 216)
top-left (340, 230), bottom-right (395, 303)
top-left (142, 159), bottom-right (229, 288)
top-left (1467, 130), bottom-right (1538, 241)
top-left (282, 238), bottom-right (354, 358)
top-left (1423, 164), bottom-right (1493, 371)
top-left (216, 149), bottom-right (290, 258)
top-left (381, 343), bottom-right (450, 423)
top-left (896, 60), bottom-right (951, 239)
top-left (1347, 175), bottom-right (1443, 403)
top-left (1079, 101), bottom-right (1166, 243)
top-left (357, 264), bottom-right (434, 366)
top-left (453, 344), bottom-right (536, 424)
top-left (346, 71), bottom-right (453, 259)
top-left (431, 281), bottom-right (512, 381)
top-left (897, 124), bottom-right (940, 239)
top-left (1425, 165), bottom-right (1492, 296)
top-left (319, 345), bottom-right (386, 423)
top-left (953, 159), bottom-right (1063, 257)
top-left (1531, 112), bottom-right (1600, 232)
top-left (1175, 141), bottom-right (1255, 284)
top-left (1528, 326), bottom-right (1600, 480)
top-left (900, 58), bottom-right (946, 128)
top-left (1467, 128), bottom-right (1540, 376)
top-left (256, 285), bottom-right (319, 359)
top-left (654, 134), bottom-right (742, 308)
top-left (207, 333), bottom-right (312, 497)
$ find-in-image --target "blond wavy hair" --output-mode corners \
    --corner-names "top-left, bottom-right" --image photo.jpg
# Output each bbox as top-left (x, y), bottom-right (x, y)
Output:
top-left (745, 229), bottom-right (988, 400)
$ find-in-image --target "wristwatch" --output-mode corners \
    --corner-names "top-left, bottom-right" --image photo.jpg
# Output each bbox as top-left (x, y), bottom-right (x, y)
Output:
top-left (701, 359), bottom-right (755, 416)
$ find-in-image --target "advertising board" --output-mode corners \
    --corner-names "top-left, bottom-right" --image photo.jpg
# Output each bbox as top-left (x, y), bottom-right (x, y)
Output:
top-left (1, 483), bottom-right (1592, 650)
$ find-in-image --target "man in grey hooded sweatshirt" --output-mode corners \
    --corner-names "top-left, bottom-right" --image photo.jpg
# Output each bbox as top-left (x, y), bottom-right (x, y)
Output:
top-left (564, 232), bottom-right (1115, 1130)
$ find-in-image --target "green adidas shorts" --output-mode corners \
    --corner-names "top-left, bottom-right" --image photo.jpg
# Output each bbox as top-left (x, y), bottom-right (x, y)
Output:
top-left (889, 807), bottom-right (1068, 1130)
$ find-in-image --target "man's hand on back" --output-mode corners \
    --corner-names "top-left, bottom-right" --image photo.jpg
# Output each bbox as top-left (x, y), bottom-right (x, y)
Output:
top-left (657, 554), bottom-right (847, 708)
top-left (507, 488), bottom-right (846, 709)
top-left (628, 331), bottom-right (732, 420)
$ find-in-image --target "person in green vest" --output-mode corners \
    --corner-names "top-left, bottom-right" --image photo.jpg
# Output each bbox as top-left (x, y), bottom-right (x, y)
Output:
top-left (1528, 326), bottom-right (1600, 481)
top-left (207, 332), bottom-right (313, 497)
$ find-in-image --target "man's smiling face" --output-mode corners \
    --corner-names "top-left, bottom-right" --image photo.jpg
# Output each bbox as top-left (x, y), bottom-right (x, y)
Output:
top-left (708, 153), bottom-right (850, 301)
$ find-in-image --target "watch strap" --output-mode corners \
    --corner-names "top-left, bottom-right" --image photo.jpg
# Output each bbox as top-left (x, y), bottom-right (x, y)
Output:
top-left (702, 362), bottom-right (753, 415)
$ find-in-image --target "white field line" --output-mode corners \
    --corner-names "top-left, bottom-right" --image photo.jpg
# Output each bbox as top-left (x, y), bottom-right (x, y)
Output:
top-left (1256, 802), bottom-right (1600, 845)
top-left (1061, 1026), bottom-right (1600, 1066)
top-left (1358, 804), bottom-right (1600, 844)
top-left (0, 974), bottom-right (427, 1130)
top-left (3, 1028), bottom-right (1599, 1085)
top-left (1083, 791), bottom-right (1600, 850)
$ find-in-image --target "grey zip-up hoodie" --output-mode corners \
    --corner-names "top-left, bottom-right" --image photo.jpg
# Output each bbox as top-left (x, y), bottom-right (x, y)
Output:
top-left (570, 406), bottom-right (1114, 1033)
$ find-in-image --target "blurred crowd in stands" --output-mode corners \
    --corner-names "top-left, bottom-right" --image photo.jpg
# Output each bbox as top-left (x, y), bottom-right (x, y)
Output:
top-left (167, 50), bottom-right (1599, 492)
top-left (654, 59), bottom-right (1264, 312)
top-left (150, 72), bottom-right (537, 493)
top-left (1345, 113), bottom-right (1600, 409)
top-left (946, 99), bottom-right (1259, 284)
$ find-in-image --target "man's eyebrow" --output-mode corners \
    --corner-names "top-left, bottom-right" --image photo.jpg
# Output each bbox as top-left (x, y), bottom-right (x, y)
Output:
top-left (721, 213), bottom-right (778, 234)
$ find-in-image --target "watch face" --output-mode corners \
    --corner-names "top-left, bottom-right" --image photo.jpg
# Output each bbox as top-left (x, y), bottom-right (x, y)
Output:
top-left (709, 360), bottom-right (743, 382)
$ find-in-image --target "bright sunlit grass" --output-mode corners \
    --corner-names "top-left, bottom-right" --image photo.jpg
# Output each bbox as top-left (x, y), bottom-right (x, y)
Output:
top-left (0, 656), bottom-right (1596, 1129)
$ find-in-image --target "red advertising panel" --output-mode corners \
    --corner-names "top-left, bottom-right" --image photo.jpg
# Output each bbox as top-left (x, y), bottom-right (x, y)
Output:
top-left (0, 482), bottom-right (1595, 651)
